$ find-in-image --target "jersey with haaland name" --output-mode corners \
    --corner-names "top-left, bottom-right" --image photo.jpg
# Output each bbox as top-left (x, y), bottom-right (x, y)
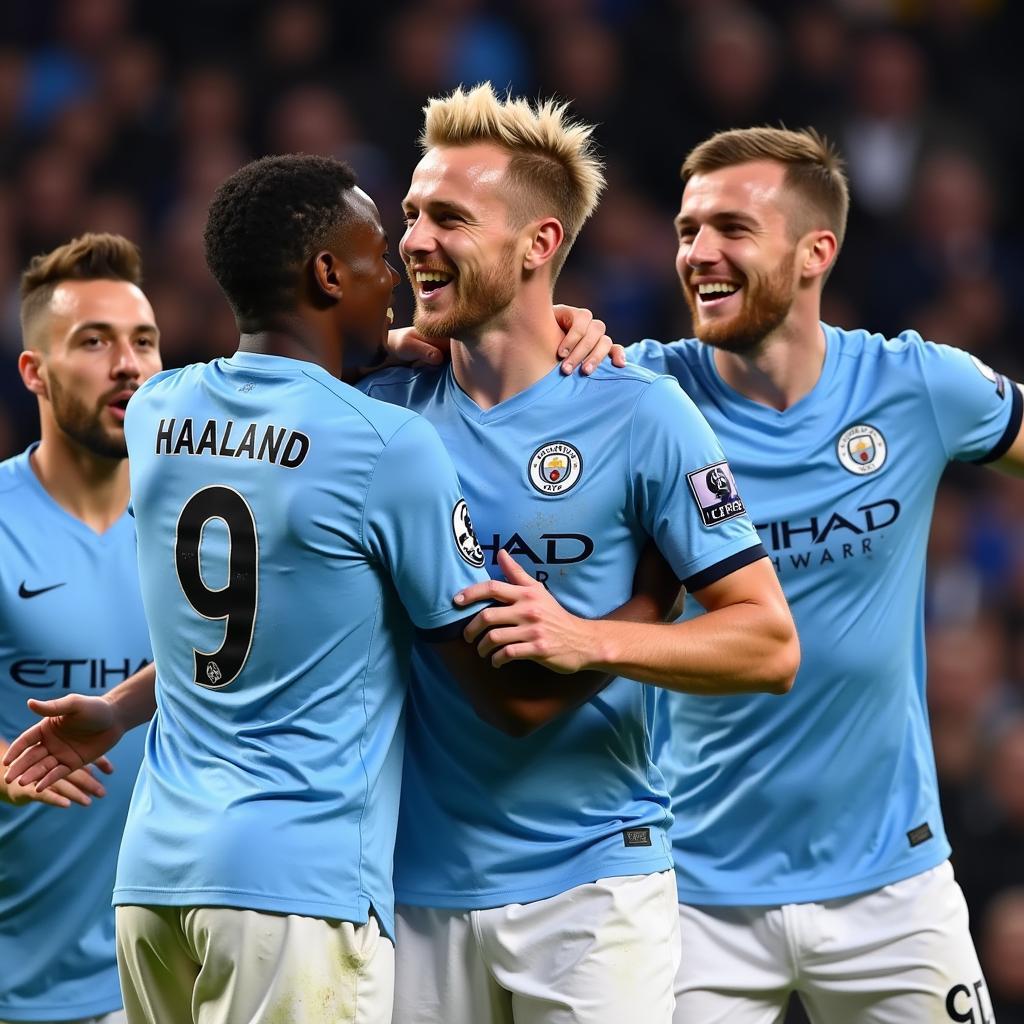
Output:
top-left (630, 325), bottom-right (1022, 906)
top-left (114, 352), bottom-right (490, 940)
top-left (362, 361), bottom-right (765, 908)
top-left (0, 446), bottom-right (150, 1022)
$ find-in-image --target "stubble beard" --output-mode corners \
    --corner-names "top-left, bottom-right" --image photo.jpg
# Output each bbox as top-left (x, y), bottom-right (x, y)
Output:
top-left (411, 240), bottom-right (521, 341)
top-left (48, 373), bottom-right (128, 460)
top-left (685, 251), bottom-right (797, 354)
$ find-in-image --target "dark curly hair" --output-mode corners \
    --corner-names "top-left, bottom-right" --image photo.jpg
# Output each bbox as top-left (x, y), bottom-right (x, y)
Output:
top-left (203, 154), bottom-right (360, 325)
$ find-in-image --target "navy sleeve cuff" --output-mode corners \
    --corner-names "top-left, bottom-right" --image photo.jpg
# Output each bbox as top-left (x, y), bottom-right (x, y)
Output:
top-left (972, 380), bottom-right (1022, 464)
top-left (681, 543), bottom-right (769, 593)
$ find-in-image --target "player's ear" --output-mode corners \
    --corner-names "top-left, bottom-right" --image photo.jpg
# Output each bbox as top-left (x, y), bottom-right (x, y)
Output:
top-left (522, 218), bottom-right (564, 272)
top-left (18, 349), bottom-right (47, 398)
top-left (311, 250), bottom-right (345, 304)
top-left (801, 231), bottom-right (837, 283)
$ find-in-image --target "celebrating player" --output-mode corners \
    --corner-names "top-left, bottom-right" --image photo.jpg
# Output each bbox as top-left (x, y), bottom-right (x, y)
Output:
top-left (2, 154), bottom-right (667, 1024)
top-left (625, 127), bottom-right (1024, 1024)
top-left (360, 84), bottom-right (798, 1024)
top-left (0, 234), bottom-right (161, 1024)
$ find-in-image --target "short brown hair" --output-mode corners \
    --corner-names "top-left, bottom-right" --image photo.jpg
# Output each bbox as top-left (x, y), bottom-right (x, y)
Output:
top-left (20, 233), bottom-right (143, 348)
top-left (421, 82), bottom-right (605, 279)
top-left (682, 127), bottom-right (850, 251)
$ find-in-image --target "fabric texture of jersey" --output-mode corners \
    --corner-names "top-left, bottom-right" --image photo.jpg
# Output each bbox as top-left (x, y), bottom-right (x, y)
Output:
top-left (0, 446), bottom-right (150, 1022)
top-left (114, 352), bottom-right (490, 940)
top-left (629, 325), bottom-right (1022, 906)
top-left (362, 361), bottom-right (765, 909)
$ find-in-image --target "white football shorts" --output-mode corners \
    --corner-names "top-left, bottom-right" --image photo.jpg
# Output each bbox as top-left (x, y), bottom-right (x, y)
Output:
top-left (394, 870), bottom-right (680, 1024)
top-left (673, 860), bottom-right (993, 1024)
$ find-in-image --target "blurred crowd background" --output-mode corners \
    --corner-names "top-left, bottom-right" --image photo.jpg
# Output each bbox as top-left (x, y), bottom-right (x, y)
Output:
top-left (1, 0), bottom-right (1023, 1018)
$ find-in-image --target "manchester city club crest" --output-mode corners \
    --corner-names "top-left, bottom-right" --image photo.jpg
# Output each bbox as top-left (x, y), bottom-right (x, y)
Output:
top-left (836, 423), bottom-right (887, 475)
top-left (528, 441), bottom-right (583, 495)
top-left (451, 498), bottom-right (485, 567)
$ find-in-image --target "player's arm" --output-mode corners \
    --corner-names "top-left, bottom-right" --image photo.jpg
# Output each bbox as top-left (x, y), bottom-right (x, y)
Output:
top-left (459, 550), bottom-right (797, 695)
top-left (990, 381), bottom-right (1024, 476)
top-left (384, 307), bottom-right (624, 376)
top-left (431, 545), bottom-right (677, 736)
top-left (2, 661), bottom-right (156, 794)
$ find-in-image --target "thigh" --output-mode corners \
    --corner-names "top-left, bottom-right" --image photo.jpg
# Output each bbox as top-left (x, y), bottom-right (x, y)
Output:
top-left (674, 902), bottom-right (791, 1024)
top-left (183, 907), bottom-right (394, 1024)
top-left (798, 862), bottom-right (995, 1024)
top-left (116, 904), bottom-right (200, 1024)
top-left (485, 870), bottom-right (680, 1024)
top-left (393, 904), bottom-right (511, 1024)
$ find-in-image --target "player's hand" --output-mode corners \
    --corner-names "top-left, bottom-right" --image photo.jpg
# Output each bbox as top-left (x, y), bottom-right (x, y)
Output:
top-left (0, 762), bottom-right (112, 809)
top-left (553, 305), bottom-right (626, 375)
top-left (3, 694), bottom-right (123, 795)
top-left (455, 550), bottom-right (596, 673)
top-left (386, 326), bottom-right (449, 366)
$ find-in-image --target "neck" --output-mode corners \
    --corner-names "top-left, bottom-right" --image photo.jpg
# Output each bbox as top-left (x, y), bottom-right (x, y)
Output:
top-left (238, 314), bottom-right (341, 377)
top-left (31, 432), bottom-right (130, 533)
top-left (449, 293), bottom-right (564, 409)
top-left (711, 301), bottom-right (826, 412)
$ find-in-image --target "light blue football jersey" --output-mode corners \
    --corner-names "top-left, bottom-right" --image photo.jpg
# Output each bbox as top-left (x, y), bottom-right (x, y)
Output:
top-left (0, 446), bottom-right (150, 1022)
top-left (629, 325), bottom-right (1022, 905)
top-left (114, 352), bottom-right (490, 939)
top-left (362, 361), bottom-right (765, 908)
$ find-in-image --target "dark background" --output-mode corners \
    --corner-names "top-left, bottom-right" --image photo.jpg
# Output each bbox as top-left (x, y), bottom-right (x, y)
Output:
top-left (1, 1), bottom-right (1022, 1018)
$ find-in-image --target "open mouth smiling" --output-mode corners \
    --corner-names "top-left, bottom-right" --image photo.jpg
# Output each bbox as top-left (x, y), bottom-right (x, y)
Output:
top-left (413, 269), bottom-right (455, 301)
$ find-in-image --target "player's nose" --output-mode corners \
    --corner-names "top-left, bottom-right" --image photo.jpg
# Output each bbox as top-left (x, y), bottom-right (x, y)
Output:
top-left (111, 337), bottom-right (142, 378)
top-left (685, 226), bottom-right (720, 267)
top-left (401, 214), bottom-right (436, 258)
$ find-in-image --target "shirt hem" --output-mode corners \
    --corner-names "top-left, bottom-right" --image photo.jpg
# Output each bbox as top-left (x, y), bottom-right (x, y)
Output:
top-left (396, 852), bottom-right (674, 910)
top-left (0, 991), bottom-right (122, 1021)
top-left (112, 887), bottom-right (392, 935)
top-left (674, 844), bottom-right (951, 906)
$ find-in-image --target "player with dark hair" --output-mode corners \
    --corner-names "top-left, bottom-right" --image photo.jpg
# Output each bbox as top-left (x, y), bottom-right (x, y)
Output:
top-left (3, 153), bottom-right (657, 1024)
top-left (1, 233), bottom-right (161, 1024)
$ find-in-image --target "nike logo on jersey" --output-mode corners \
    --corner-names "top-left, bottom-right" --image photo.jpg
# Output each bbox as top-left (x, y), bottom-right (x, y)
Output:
top-left (18, 581), bottom-right (67, 599)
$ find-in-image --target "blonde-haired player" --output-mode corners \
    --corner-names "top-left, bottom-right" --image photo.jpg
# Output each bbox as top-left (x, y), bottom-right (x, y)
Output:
top-left (362, 83), bottom-right (797, 1024)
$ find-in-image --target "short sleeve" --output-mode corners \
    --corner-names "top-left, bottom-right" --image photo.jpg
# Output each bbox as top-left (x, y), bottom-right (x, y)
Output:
top-left (362, 414), bottom-right (490, 634)
top-left (625, 339), bottom-right (672, 376)
top-left (918, 341), bottom-right (1022, 463)
top-left (629, 376), bottom-right (765, 591)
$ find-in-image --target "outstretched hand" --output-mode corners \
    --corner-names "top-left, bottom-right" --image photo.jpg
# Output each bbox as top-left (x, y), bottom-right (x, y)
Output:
top-left (3, 694), bottom-right (123, 796)
top-left (454, 550), bottom-right (597, 673)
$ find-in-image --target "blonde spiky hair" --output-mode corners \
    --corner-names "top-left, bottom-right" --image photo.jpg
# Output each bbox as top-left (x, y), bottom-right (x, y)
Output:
top-left (421, 82), bottom-right (605, 278)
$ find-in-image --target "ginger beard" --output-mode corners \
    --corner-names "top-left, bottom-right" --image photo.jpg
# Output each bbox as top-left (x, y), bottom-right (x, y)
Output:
top-left (410, 237), bottom-right (521, 340)
top-left (48, 372), bottom-right (129, 459)
top-left (684, 248), bottom-right (798, 354)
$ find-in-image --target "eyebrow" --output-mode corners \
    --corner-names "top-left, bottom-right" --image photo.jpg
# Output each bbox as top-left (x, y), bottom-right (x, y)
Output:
top-left (675, 210), bottom-right (758, 230)
top-left (74, 321), bottom-right (159, 334)
top-left (403, 197), bottom-right (475, 219)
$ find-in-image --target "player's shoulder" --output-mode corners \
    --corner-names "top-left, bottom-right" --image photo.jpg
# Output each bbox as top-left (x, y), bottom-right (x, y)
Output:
top-left (0, 447), bottom-right (32, 497)
top-left (358, 363), bottom-right (444, 403)
top-left (294, 364), bottom-right (423, 448)
top-left (627, 336), bottom-right (710, 389)
top-left (831, 323), bottom-right (981, 387)
top-left (831, 323), bottom-right (942, 364)
top-left (134, 364), bottom-right (198, 399)
top-left (583, 362), bottom-right (706, 440)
